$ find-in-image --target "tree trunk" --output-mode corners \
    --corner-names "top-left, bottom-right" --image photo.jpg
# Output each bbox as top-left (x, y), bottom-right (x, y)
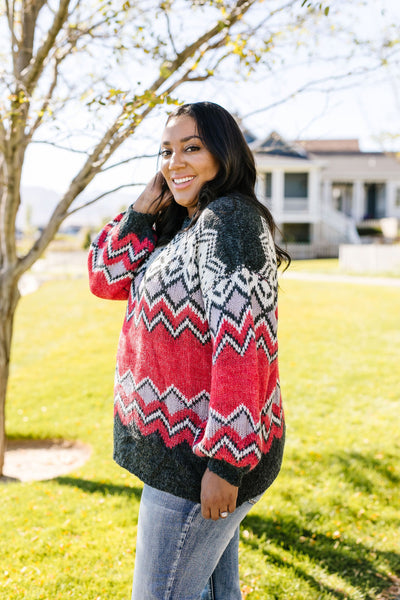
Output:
top-left (0, 276), bottom-right (20, 476)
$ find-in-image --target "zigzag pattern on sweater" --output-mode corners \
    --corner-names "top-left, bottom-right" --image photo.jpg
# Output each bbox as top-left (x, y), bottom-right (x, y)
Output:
top-left (115, 373), bottom-right (207, 445)
top-left (89, 199), bottom-right (284, 475)
top-left (115, 372), bottom-right (210, 420)
top-left (114, 368), bottom-right (283, 460)
top-left (122, 221), bottom-right (278, 361)
top-left (127, 291), bottom-right (276, 359)
top-left (89, 214), bottom-right (154, 284)
top-left (193, 386), bottom-right (283, 461)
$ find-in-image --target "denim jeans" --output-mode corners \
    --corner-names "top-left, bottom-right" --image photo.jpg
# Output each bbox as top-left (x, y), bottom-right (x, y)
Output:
top-left (131, 485), bottom-right (261, 600)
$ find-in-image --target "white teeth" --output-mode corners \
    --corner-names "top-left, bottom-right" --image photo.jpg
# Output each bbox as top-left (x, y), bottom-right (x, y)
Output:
top-left (173, 176), bottom-right (194, 184)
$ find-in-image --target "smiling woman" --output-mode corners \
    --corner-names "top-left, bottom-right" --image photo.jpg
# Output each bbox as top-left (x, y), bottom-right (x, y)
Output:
top-left (88, 101), bottom-right (290, 600)
top-left (159, 116), bottom-right (219, 216)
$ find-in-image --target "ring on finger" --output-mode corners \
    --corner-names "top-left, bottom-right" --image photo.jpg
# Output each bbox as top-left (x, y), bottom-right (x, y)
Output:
top-left (220, 511), bottom-right (228, 518)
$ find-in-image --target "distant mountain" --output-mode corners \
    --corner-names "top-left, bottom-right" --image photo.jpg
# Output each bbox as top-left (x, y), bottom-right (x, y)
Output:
top-left (18, 187), bottom-right (60, 228)
top-left (18, 186), bottom-right (140, 229)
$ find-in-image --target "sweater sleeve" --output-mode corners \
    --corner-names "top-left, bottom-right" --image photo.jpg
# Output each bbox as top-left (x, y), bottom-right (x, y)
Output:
top-left (192, 197), bottom-right (280, 487)
top-left (88, 207), bottom-right (157, 300)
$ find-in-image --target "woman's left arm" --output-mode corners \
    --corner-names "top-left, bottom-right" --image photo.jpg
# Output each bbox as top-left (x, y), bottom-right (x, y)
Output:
top-left (194, 198), bottom-right (283, 513)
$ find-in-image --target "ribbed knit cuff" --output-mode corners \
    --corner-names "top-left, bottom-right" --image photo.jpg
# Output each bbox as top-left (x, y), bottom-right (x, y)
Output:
top-left (207, 458), bottom-right (249, 487)
top-left (118, 207), bottom-right (156, 239)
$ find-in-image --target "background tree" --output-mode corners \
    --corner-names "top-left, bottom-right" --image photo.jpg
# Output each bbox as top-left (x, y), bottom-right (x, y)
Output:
top-left (0, 0), bottom-right (367, 475)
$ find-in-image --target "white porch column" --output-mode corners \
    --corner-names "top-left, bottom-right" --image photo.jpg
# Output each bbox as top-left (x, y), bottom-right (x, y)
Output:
top-left (353, 180), bottom-right (364, 221)
top-left (386, 181), bottom-right (396, 215)
top-left (308, 169), bottom-right (320, 219)
top-left (271, 169), bottom-right (284, 221)
top-left (255, 173), bottom-right (265, 206)
top-left (322, 180), bottom-right (332, 215)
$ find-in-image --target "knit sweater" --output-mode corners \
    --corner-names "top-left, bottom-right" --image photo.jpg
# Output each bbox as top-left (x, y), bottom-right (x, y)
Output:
top-left (88, 195), bottom-right (285, 506)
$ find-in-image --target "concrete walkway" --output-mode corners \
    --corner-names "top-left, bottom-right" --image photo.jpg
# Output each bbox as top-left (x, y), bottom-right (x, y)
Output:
top-left (280, 271), bottom-right (400, 287)
top-left (19, 251), bottom-right (88, 296)
top-left (18, 251), bottom-right (400, 296)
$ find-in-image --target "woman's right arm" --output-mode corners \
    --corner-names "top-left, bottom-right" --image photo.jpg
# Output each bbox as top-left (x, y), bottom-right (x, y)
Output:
top-left (88, 173), bottom-right (170, 300)
top-left (88, 209), bottom-right (157, 300)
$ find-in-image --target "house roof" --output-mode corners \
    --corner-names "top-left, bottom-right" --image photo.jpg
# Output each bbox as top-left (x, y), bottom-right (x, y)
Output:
top-left (313, 153), bottom-right (400, 179)
top-left (295, 139), bottom-right (361, 154)
top-left (252, 133), bottom-right (363, 157)
top-left (252, 131), bottom-right (308, 159)
top-left (243, 129), bottom-right (257, 145)
top-left (252, 131), bottom-right (400, 174)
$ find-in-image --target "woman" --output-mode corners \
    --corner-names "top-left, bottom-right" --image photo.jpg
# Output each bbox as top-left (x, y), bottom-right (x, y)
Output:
top-left (88, 101), bottom-right (289, 600)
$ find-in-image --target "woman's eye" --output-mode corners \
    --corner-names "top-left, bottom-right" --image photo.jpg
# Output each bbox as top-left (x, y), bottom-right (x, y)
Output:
top-left (185, 145), bottom-right (200, 152)
top-left (160, 149), bottom-right (171, 157)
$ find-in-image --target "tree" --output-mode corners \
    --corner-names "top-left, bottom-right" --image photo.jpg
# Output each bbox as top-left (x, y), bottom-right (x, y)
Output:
top-left (0, 0), bottom-right (335, 474)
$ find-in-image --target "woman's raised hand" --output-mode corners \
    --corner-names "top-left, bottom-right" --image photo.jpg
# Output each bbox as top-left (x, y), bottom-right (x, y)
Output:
top-left (133, 172), bottom-right (172, 215)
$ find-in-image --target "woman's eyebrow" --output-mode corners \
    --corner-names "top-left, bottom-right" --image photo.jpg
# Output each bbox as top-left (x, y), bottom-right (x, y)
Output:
top-left (161, 135), bottom-right (202, 145)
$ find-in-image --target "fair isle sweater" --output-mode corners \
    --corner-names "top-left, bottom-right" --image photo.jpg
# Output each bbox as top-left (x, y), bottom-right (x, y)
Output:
top-left (88, 195), bottom-right (285, 506)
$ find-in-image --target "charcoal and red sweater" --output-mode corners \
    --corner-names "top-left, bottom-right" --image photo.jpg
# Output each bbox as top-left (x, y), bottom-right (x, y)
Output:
top-left (88, 195), bottom-right (285, 506)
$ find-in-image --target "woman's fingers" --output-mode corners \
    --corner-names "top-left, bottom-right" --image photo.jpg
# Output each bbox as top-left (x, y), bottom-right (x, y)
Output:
top-left (200, 468), bottom-right (238, 521)
top-left (133, 171), bottom-right (171, 214)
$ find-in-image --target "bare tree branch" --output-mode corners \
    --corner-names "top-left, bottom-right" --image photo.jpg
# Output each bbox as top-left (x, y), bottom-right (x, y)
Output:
top-left (66, 183), bottom-right (146, 216)
top-left (243, 65), bottom-right (388, 119)
top-left (60, 11), bottom-right (127, 48)
top-left (163, 8), bottom-right (178, 57)
top-left (0, 117), bottom-right (6, 154)
top-left (15, 116), bottom-right (124, 276)
top-left (101, 154), bottom-right (158, 172)
top-left (13, 0), bottom-right (265, 278)
top-left (28, 57), bottom-right (60, 140)
top-left (146, 0), bottom-right (259, 95)
top-left (29, 140), bottom-right (90, 155)
top-left (5, 0), bottom-right (19, 80)
top-left (18, 0), bottom-right (48, 75)
top-left (22, 0), bottom-right (71, 92)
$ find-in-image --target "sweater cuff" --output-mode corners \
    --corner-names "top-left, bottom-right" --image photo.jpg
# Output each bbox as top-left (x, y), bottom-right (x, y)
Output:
top-left (118, 207), bottom-right (156, 239)
top-left (207, 458), bottom-right (249, 487)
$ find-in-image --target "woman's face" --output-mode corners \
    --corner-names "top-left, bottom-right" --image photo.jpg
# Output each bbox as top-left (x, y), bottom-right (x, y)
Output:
top-left (160, 115), bottom-right (219, 217)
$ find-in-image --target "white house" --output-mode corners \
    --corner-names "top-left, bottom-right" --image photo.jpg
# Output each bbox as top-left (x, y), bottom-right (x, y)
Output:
top-left (251, 132), bottom-right (400, 258)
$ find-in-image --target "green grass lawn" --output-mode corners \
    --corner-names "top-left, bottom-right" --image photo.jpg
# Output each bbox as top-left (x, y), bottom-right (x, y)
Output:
top-left (289, 258), bottom-right (342, 274)
top-left (1, 277), bottom-right (399, 599)
top-left (290, 258), bottom-right (400, 278)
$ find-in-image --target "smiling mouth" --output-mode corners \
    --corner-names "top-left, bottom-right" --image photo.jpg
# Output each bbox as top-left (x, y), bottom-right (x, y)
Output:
top-left (172, 176), bottom-right (195, 185)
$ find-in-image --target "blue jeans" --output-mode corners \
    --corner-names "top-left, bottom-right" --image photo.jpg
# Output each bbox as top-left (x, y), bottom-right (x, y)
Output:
top-left (131, 485), bottom-right (261, 600)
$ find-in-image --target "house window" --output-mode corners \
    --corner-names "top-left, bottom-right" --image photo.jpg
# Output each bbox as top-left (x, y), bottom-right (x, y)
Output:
top-left (265, 172), bottom-right (272, 199)
top-left (284, 173), bottom-right (308, 198)
top-left (282, 223), bottom-right (311, 243)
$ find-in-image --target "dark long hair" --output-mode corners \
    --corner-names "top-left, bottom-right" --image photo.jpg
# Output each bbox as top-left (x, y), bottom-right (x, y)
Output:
top-left (153, 101), bottom-right (290, 269)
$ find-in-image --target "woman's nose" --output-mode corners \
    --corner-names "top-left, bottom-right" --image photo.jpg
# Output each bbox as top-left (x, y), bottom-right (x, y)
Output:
top-left (169, 150), bottom-right (185, 169)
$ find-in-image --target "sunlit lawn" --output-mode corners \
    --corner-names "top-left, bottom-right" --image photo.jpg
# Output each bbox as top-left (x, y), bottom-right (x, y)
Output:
top-left (1, 276), bottom-right (399, 599)
top-left (290, 258), bottom-right (400, 278)
top-left (289, 258), bottom-right (341, 273)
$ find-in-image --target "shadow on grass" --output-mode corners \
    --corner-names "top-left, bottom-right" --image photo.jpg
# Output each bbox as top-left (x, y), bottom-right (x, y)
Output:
top-left (288, 449), bottom-right (400, 519)
top-left (55, 476), bottom-right (143, 500)
top-left (242, 448), bottom-right (400, 599)
top-left (241, 511), bottom-right (400, 599)
top-left (6, 432), bottom-right (67, 442)
top-left (333, 450), bottom-right (400, 493)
